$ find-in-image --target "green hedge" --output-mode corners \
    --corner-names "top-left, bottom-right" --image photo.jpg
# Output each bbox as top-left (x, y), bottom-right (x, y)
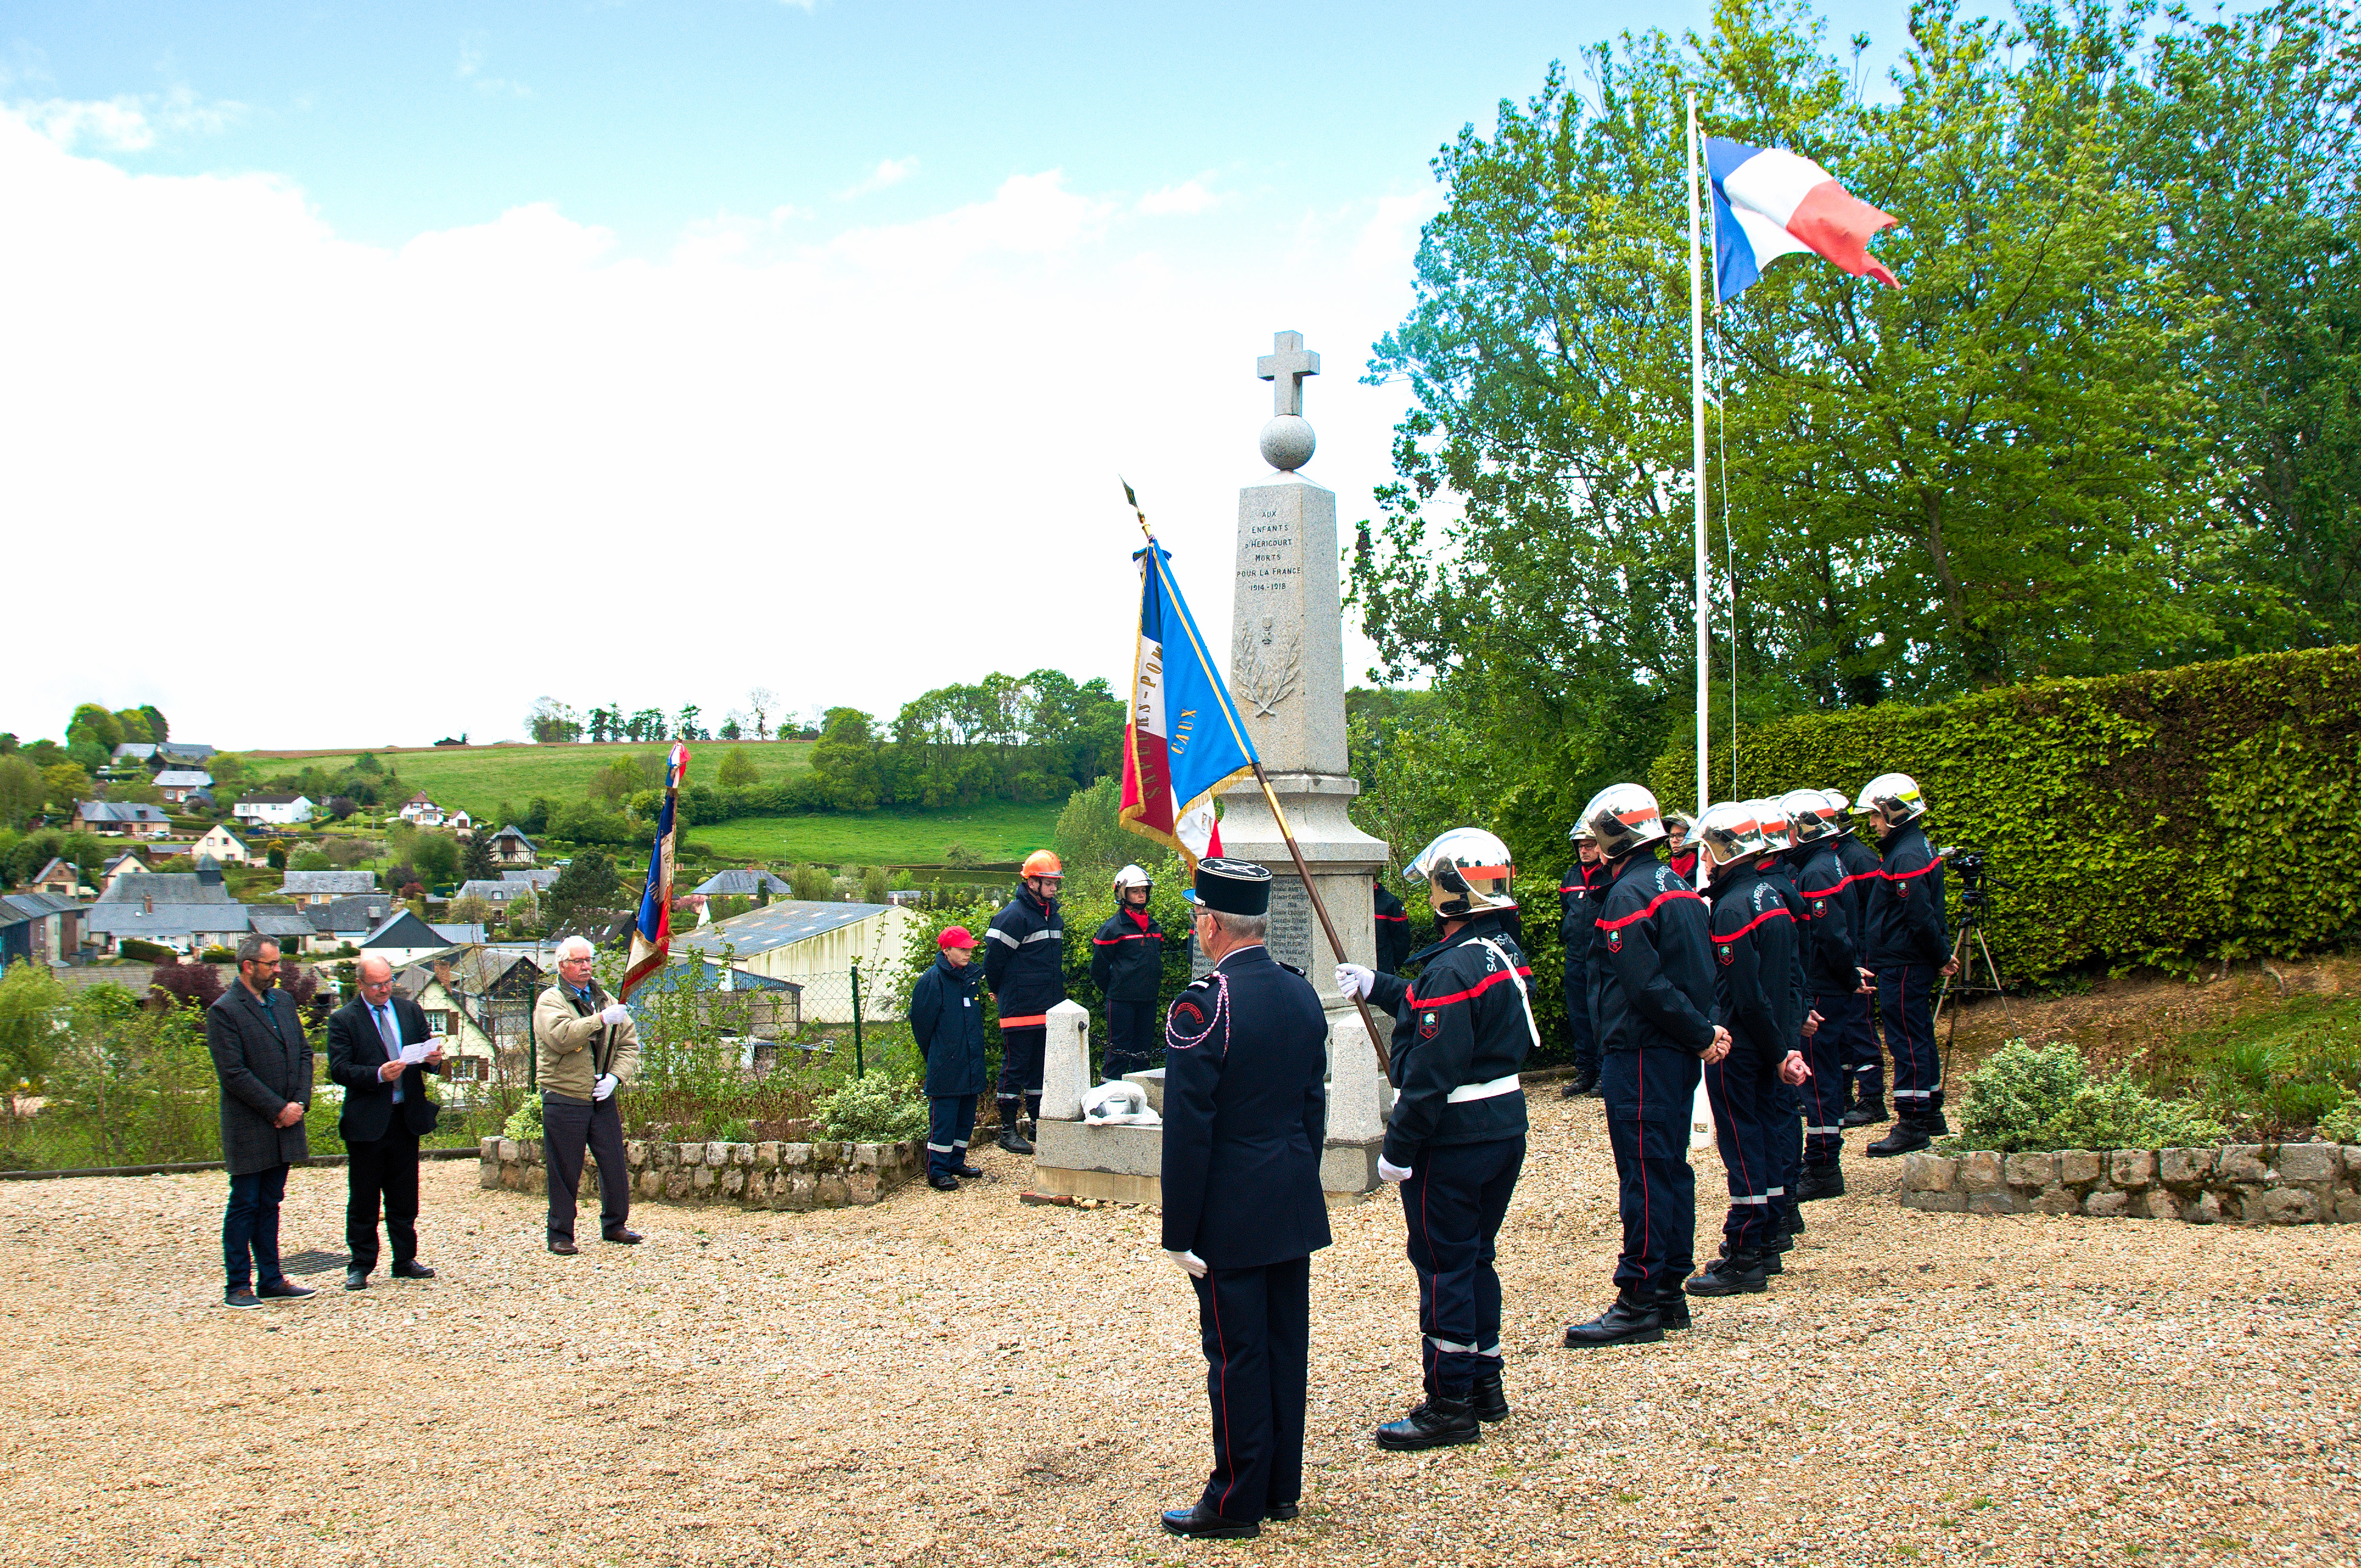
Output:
top-left (1648, 646), bottom-right (2361, 982)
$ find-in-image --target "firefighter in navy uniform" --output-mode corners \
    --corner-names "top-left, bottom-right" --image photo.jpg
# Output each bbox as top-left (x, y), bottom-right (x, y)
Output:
top-left (1089, 864), bottom-right (1166, 1082)
top-left (1749, 799), bottom-right (1812, 1253)
top-left (1858, 774), bottom-right (1954, 1157)
top-left (982, 849), bottom-right (1066, 1155)
top-left (1156, 858), bottom-right (1332, 1542)
top-left (1688, 804), bottom-right (1813, 1297)
top-left (1562, 785), bottom-right (1730, 1348)
top-left (1827, 790), bottom-right (1891, 1126)
top-left (1335, 828), bottom-right (1537, 1450)
top-left (1372, 878), bottom-right (1413, 975)
top-left (1557, 827), bottom-right (1611, 1098)
top-left (1786, 789), bottom-right (1865, 1199)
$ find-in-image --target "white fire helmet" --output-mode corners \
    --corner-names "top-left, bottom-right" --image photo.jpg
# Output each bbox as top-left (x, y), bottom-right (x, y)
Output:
top-left (1113, 864), bottom-right (1153, 895)
top-left (1858, 772), bottom-right (1928, 825)
top-left (1751, 797), bottom-right (1794, 855)
top-left (1576, 783), bottom-right (1669, 859)
top-left (1696, 801), bottom-right (1769, 871)
top-left (1781, 789), bottom-right (1840, 844)
top-left (1403, 827), bottom-right (1517, 917)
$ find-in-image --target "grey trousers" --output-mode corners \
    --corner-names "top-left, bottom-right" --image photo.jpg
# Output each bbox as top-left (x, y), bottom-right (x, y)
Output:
top-left (542, 1093), bottom-right (631, 1242)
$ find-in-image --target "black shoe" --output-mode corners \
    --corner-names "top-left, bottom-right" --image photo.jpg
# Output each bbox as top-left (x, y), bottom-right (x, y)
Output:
top-left (224, 1286), bottom-right (261, 1310)
top-left (1470, 1370), bottom-right (1509, 1423)
top-left (1263, 1503), bottom-right (1300, 1522)
top-left (1160, 1504), bottom-right (1258, 1539)
top-left (1655, 1294), bottom-right (1692, 1331)
top-left (256, 1279), bottom-right (317, 1301)
top-left (1375, 1391), bottom-right (1480, 1451)
top-left (343, 1268), bottom-right (368, 1291)
top-left (1780, 1205), bottom-right (1805, 1234)
top-left (1756, 1234), bottom-right (1789, 1274)
top-left (602, 1227), bottom-right (643, 1245)
top-left (391, 1261), bottom-right (435, 1280)
top-left (1864, 1118), bottom-right (1931, 1158)
top-left (1685, 1251), bottom-right (1769, 1296)
top-left (929, 1174), bottom-right (960, 1191)
top-left (1797, 1163), bottom-right (1845, 1202)
top-left (1560, 1068), bottom-right (1599, 1098)
top-left (1841, 1101), bottom-right (1889, 1128)
top-left (995, 1128), bottom-right (1034, 1156)
top-left (955, 1163), bottom-right (985, 1178)
top-left (1924, 1109), bottom-right (1951, 1135)
top-left (548, 1238), bottom-right (579, 1256)
top-left (1562, 1297), bottom-right (1664, 1347)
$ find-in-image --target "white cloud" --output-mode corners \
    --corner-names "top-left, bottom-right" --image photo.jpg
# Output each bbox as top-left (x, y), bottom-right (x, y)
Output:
top-left (1137, 177), bottom-right (1219, 216)
top-left (0, 108), bottom-right (1433, 747)
top-left (455, 35), bottom-right (532, 98)
top-left (836, 155), bottom-right (918, 200)
top-left (10, 83), bottom-right (245, 153)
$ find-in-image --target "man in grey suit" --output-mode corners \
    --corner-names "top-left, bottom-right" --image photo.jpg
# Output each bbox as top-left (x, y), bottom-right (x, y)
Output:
top-left (326, 956), bottom-right (446, 1291)
top-left (204, 935), bottom-right (318, 1309)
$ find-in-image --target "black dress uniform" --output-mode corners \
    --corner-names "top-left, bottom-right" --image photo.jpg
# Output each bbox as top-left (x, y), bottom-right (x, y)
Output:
top-left (1089, 904), bottom-right (1166, 1081)
top-left (1367, 909), bottom-right (1536, 1412)
top-left (1865, 819), bottom-right (1948, 1131)
top-left (1558, 856), bottom-right (1610, 1085)
top-left (983, 881), bottom-right (1064, 1130)
top-left (1161, 860), bottom-right (1331, 1537)
top-left (1835, 828), bottom-right (1887, 1113)
top-left (1572, 853), bottom-right (1716, 1339)
top-left (1758, 854), bottom-right (1810, 1236)
top-left (908, 948), bottom-right (987, 1183)
top-left (1796, 835), bottom-right (1866, 1178)
top-left (1699, 863), bottom-right (1798, 1267)
top-left (1372, 880), bottom-right (1413, 975)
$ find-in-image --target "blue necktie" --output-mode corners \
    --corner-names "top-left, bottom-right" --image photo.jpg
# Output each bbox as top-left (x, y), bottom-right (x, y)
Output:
top-left (374, 1004), bottom-right (404, 1104)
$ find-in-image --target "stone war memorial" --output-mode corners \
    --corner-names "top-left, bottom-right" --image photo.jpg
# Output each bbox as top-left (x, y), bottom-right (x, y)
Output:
top-left (1029, 330), bottom-right (1394, 1205)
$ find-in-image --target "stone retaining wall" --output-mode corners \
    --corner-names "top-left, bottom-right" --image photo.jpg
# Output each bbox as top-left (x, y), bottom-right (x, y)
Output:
top-left (477, 1135), bottom-right (922, 1210)
top-left (1900, 1143), bottom-right (2361, 1223)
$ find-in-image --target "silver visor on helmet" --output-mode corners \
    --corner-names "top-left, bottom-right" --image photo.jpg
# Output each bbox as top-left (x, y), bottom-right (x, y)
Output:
top-left (1780, 788), bottom-right (1838, 844)
top-left (1404, 827), bottom-right (1517, 915)
top-left (1859, 772), bottom-right (1928, 824)
top-left (1697, 801), bottom-right (1768, 870)
top-left (1751, 797), bottom-right (1793, 854)
top-left (1575, 783), bottom-right (1667, 859)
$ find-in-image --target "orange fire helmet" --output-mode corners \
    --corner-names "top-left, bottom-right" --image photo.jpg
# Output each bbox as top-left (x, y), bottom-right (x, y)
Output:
top-left (1021, 850), bottom-right (1064, 880)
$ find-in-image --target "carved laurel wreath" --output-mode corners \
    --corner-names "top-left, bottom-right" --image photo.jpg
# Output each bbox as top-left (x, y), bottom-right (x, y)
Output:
top-left (1233, 617), bottom-right (1303, 718)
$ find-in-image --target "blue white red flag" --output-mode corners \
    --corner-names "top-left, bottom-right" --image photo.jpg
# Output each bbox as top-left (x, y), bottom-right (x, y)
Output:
top-left (1706, 137), bottom-right (1898, 301)
top-left (621, 741), bottom-right (689, 1000)
top-left (1119, 542), bottom-right (1257, 871)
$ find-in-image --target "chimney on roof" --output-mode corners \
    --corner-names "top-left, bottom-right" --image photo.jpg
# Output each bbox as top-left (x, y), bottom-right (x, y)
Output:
top-left (432, 957), bottom-right (452, 989)
top-left (143, 894), bottom-right (154, 915)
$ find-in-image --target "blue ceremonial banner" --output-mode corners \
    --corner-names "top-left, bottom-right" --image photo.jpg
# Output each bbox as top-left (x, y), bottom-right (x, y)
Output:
top-left (1119, 542), bottom-right (1259, 870)
top-left (622, 741), bottom-right (688, 999)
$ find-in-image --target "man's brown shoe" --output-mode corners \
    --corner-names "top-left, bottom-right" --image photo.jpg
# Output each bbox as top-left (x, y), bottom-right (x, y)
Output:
top-left (548, 1238), bottom-right (579, 1256)
top-left (602, 1227), bottom-right (643, 1245)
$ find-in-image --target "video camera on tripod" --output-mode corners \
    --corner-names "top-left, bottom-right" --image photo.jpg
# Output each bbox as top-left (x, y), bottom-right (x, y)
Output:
top-left (1931, 847), bottom-right (2010, 1067)
top-left (1937, 846), bottom-right (2002, 915)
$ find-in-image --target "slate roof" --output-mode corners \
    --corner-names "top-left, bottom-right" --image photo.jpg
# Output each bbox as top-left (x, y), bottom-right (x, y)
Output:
top-left (430, 923), bottom-right (488, 945)
top-left (32, 857), bottom-right (74, 886)
top-left (278, 870), bottom-right (378, 896)
top-left (112, 744), bottom-right (158, 763)
top-left (307, 894), bottom-right (393, 933)
top-left (96, 873), bottom-right (238, 906)
top-left (154, 770), bottom-right (212, 789)
top-left (1, 891), bottom-right (82, 919)
top-left (248, 911), bottom-right (319, 939)
top-left (491, 825), bottom-right (536, 848)
top-left (101, 853), bottom-right (145, 875)
top-left (157, 743), bottom-right (215, 763)
top-left (690, 869), bottom-right (793, 898)
top-left (672, 900), bottom-right (892, 959)
top-left (629, 958), bottom-right (798, 997)
top-left (85, 905), bottom-right (253, 939)
top-left (237, 793), bottom-right (308, 807)
top-left (75, 801), bottom-right (169, 826)
top-left (456, 879), bottom-right (529, 901)
top-left (500, 868), bottom-right (560, 890)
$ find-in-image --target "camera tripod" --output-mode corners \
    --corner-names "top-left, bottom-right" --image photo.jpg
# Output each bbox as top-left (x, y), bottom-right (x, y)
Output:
top-left (1934, 903), bottom-right (2010, 1087)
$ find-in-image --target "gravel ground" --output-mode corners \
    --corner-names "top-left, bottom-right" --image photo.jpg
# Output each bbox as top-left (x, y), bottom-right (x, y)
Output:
top-left (1, 1094), bottom-right (2356, 1568)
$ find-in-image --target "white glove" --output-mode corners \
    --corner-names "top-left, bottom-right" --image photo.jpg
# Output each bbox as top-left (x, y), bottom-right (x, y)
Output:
top-left (1377, 1157), bottom-right (1413, 1183)
top-left (1335, 963), bottom-right (1376, 999)
top-left (1165, 1249), bottom-right (1208, 1279)
top-left (593, 1073), bottom-right (618, 1101)
top-left (598, 1003), bottom-right (631, 1027)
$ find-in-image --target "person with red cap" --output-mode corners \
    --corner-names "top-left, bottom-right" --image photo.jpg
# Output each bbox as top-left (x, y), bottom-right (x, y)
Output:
top-left (909, 925), bottom-right (988, 1189)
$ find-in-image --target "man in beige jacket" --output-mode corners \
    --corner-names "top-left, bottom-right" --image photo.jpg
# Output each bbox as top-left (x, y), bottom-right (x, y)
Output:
top-left (534, 935), bottom-right (643, 1255)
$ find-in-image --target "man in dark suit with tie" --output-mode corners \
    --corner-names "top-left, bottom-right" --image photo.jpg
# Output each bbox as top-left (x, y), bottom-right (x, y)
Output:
top-left (1156, 858), bottom-right (1332, 1542)
top-left (204, 936), bottom-right (320, 1309)
top-left (327, 955), bottom-right (446, 1290)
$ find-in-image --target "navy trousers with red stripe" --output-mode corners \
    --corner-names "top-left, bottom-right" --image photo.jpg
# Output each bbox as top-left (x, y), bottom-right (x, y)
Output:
top-left (1400, 1136), bottom-right (1524, 1398)
top-left (1600, 1049), bottom-right (1699, 1304)
top-left (1704, 1038), bottom-right (1782, 1251)
top-left (1561, 959), bottom-right (1598, 1075)
top-left (1877, 965), bottom-right (1942, 1115)
top-left (1190, 1256), bottom-right (1310, 1524)
top-left (1805, 990), bottom-right (1866, 1163)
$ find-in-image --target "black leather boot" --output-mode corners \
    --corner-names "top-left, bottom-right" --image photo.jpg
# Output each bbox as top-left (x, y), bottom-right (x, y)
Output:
top-left (1470, 1368), bottom-right (1509, 1422)
top-left (1757, 1230), bottom-right (1790, 1275)
top-left (1864, 1115), bottom-right (1931, 1158)
top-left (1841, 1096), bottom-right (1889, 1128)
top-left (1797, 1163), bottom-right (1845, 1201)
top-left (1654, 1292), bottom-right (1691, 1331)
top-left (1560, 1066), bottom-right (1599, 1098)
top-left (1562, 1296), bottom-right (1664, 1347)
top-left (1684, 1250), bottom-right (1769, 1296)
top-left (1375, 1391), bottom-right (1480, 1450)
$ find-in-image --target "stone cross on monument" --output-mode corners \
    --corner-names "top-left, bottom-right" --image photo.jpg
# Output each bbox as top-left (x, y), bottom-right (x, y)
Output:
top-left (1212, 329), bottom-right (1393, 1194)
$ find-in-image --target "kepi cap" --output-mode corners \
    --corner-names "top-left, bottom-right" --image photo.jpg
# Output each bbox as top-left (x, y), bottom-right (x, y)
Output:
top-left (1183, 857), bottom-right (1273, 915)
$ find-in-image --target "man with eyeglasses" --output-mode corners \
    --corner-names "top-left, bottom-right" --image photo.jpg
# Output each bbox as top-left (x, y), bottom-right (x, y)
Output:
top-left (533, 935), bottom-right (642, 1255)
top-left (327, 956), bottom-right (447, 1290)
top-left (205, 936), bottom-right (318, 1309)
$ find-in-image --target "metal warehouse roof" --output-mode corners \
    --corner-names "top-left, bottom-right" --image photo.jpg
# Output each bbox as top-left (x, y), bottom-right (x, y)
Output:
top-left (672, 900), bottom-right (892, 959)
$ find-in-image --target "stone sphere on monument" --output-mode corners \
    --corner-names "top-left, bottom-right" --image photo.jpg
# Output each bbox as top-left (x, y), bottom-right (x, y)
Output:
top-left (1259, 415), bottom-right (1315, 472)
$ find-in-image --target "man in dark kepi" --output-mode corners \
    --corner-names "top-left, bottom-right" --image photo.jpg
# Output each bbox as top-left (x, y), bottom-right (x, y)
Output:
top-left (1156, 857), bottom-right (1332, 1542)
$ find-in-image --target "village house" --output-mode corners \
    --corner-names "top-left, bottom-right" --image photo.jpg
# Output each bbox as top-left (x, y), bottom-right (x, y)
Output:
top-left (500, 867), bottom-right (559, 894)
top-left (189, 822), bottom-right (253, 865)
top-left (278, 869), bottom-right (378, 906)
top-left (99, 852), bottom-right (147, 894)
top-left (359, 910), bottom-right (488, 968)
top-left (234, 793), bottom-right (314, 826)
top-left (74, 800), bottom-right (170, 839)
top-left (454, 878), bottom-right (536, 916)
top-left (397, 792), bottom-right (447, 827)
top-left (301, 893), bottom-right (394, 954)
top-left (152, 770), bottom-right (212, 805)
top-left (30, 858), bottom-right (88, 898)
top-left (672, 900), bottom-right (918, 1024)
top-left (0, 892), bottom-right (86, 967)
top-left (486, 825), bottom-right (537, 867)
top-left (390, 948), bottom-right (545, 1083)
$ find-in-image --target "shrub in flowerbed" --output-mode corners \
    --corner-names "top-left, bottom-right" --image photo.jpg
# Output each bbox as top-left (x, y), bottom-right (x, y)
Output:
top-left (1956, 1040), bottom-right (2227, 1153)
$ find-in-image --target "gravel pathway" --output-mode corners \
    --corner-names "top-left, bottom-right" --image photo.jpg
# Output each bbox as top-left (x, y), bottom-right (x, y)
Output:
top-left (1, 1094), bottom-right (2354, 1567)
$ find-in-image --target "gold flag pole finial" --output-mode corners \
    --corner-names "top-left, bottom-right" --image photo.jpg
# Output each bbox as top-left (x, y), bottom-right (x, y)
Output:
top-left (1121, 477), bottom-right (1155, 543)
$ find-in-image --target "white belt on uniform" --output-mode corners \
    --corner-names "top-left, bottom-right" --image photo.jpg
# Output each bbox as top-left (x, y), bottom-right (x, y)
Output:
top-left (1446, 1073), bottom-right (1522, 1104)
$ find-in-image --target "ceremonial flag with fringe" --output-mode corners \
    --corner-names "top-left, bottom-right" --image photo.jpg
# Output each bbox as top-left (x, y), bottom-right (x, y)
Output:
top-left (1119, 542), bottom-right (1257, 871)
top-left (621, 741), bottom-right (688, 1000)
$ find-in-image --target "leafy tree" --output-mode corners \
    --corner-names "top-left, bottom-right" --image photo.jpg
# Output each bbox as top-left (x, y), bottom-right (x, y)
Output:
top-left (384, 861), bottom-right (420, 893)
top-left (0, 758), bottom-right (42, 829)
top-left (66, 704), bottom-right (122, 757)
top-left (715, 748), bottom-right (762, 789)
top-left (547, 849), bottom-right (621, 932)
top-left (789, 862), bottom-right (834, 901)
top-left (410, 833), bottom-right (461, 885)
top-left (42, 763), bottom-right (91, 814)
top-left (526, 696), bottom-right (583, 744)
top-left (718, 716), bottom-right (743, 741)
top-left (136, 705), bottom-right (167, 743)
top-left (0, 959), bottom-right (66, 1090)
top-left (860, 865), bottom-right (891, 903)
top-left (290, 850), bottom-right (332, 872)
top-left (110, 773), bottom-right (163, 807)
top-left (148, 959), bottom-right (224, 1010)
top-left (111, 709), bottom-right (152, 745)
top-left (461, 832), bottom-right (495, 884)
top-left (811, 708), bottom-right (882, 810)
top-left (448, 895), bottom-right (492, 926)
top-left (1053, 774), bottom-right (1136, 878)
top-left (587, 756), bottom-right (646, 809)
top-left (352, 752), bottom-right (382, 776)
top-left (676, 704), bottom-right (704, 742)
top-left (265, 841), bottom-right (288, 871)
top-left (325, 796), bottom-right (357, 821)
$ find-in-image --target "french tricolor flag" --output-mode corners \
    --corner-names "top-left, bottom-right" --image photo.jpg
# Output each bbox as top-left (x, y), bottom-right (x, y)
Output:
top-left (1706, 137), bottom-right (1898, 301)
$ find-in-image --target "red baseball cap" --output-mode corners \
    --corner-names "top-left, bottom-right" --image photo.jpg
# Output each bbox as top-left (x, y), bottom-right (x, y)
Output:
top-left (937, 926), bottom-right (978, 950)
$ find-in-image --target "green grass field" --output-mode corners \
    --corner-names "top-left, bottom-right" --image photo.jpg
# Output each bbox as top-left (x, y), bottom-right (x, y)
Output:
top-left (692, 801), bottom-right (1060, 866)
top-left (245, 741), bottom-right (814, 821)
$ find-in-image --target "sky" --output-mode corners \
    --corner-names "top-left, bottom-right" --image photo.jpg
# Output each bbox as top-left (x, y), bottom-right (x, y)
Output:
top-left (1, 0), bottom-right (1936, 752)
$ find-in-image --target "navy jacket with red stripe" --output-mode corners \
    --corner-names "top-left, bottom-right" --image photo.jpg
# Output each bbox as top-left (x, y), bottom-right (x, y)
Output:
top-left (1366, 909), bottom-right (1533, 1166)
top-left (1372, 881), bottom-right (1413, 975)
top-left (1796, 840), bottom-right (1863, 995)
top-left (1589, 854), bottom-right (1717, 1059)
top-left (1088, 906), bottom-right (1164, 1003)
top-left (1760, 854), bottom-right (1811, 1032)
top-left (1707, 866), bottom-right (1799, 1057)
top-left (1558, 856), bottom-right (1611, 966)
top-left (1866, 822), bottom-right (1948, 970)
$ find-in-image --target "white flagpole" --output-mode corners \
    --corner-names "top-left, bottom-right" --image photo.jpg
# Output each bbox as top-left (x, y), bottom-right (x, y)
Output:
top-left (1687, 92), bottom-right (1709, 821)
top-left (1685, 93), bottom-right (1715, 1153)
